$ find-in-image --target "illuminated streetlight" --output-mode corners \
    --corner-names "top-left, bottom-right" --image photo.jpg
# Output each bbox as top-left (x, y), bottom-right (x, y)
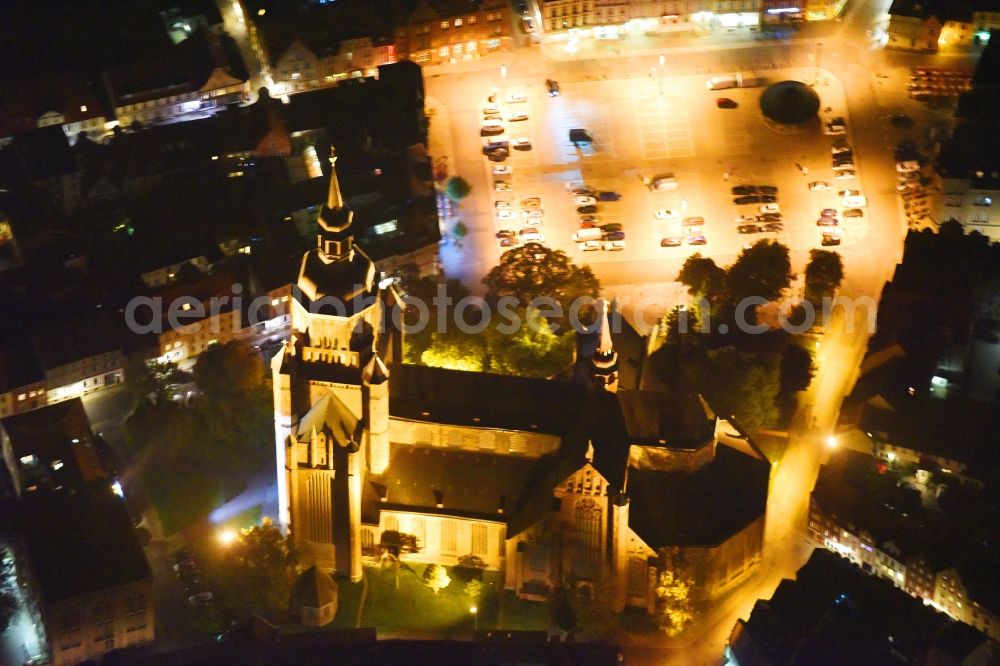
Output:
top-left (825, 435), bottom-right (838, 449)
top-left (218, 528), bottom-right (238, 547)
top-left (470, 605), bottom-right (478, 630)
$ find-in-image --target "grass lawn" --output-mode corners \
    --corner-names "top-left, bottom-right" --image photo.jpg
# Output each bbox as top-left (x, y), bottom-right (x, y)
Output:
top-left (143, 469), bottom-right (225, 535)
top-left (361, 563), bottom-right (506, 633)
top-left (499, 591), bottom-right (549, 631)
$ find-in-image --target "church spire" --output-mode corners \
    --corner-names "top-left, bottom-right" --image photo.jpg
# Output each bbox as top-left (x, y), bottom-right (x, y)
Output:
top-left (591, 299), bottom-right (619, 393)
top-left (326, 148), bottom-right (344, 211)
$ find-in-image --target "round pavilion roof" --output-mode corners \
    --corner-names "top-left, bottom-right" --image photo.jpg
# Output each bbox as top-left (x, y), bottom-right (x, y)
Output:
top-left (758, 80), bottom-right (820, 125)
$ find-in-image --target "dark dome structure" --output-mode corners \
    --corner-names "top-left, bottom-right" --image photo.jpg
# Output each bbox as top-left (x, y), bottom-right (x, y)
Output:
top-left (759, 80), bottom-right (820, 125)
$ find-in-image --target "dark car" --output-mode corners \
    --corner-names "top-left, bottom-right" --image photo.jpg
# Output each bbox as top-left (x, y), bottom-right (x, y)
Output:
top-left (577, 205), bottom-right (598, 214)
top-left (761, 222), bottom-right (784, 232)
top-left (816, 217), bottom-right (839, 226)
top-left (734, 195), bottom-right (761, 205)
top-left (496, 229), bottom-right (516, 238)
top-left (573, 186), bottom-right (597, 196)
top-left (546, 79), bottom-right (561, 96)
top-left (738, 224), bottom-right (762, 234)
top-left (660, 237), bottom-right (683, 247)
top-left (821, 234), bottom-right (842, 246)
top-left (757, 185), bottom-right (778, 195)
top-left (487, 152), bottom-right (508, 162)
top-left (758, 213), bottom-right (782, 222)
top-left (482, 141), bottom-right (509, 155)
top-left (832, 153), bottom-right (854, 164)
top-left (500, 238), bottom-right (520, 247)
top-left (598, 191), bottom-right (622, 201)
top-left (716, 97), bottom-right (738, 109)
top-left (760, 194), bottom-right (777, 203)
top-left (843, 208), bottom-right (864, 218)
top-left (600, 223), bottom-right (623, 233)
top-left (603, 230), bottom-right (626, 241)
top-left (731, 185), bottom-right (757, 195)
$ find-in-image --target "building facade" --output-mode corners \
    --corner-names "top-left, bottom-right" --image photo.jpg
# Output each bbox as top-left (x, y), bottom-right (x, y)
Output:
top-left (266, 36), bottom-right (396, 96)
top-left (273, 156), bottom-right (769, 613)
top-left (542, 0), bottom-right (595, 31)
top-left (394, 0), bottom-right (512, 65)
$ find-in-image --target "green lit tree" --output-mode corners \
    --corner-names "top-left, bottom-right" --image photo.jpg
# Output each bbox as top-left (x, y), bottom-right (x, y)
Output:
top-left (422, 563), bottom-right (451, 595)
top-left (702, 347), bottom-right (781, 432)
top-left (654, 568), bottom-right (694, 636)
top-left (446, 176), bottom-right (472, 202)
top-left (218, 519), bottom-right (295, 618)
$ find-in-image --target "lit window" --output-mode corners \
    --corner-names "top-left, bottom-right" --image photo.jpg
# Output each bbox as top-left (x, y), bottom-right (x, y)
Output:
top-left (181, 303), bottom-right (192, 311)
top-left (468, 15), bottom-right (476, 24)
top-left (439, 46), bottom-right (450, 57)
top-left (373, 220), bottom-right (398, 235)
top-left (281, 295), bottom-right (289, 302)
top-left (455, 18), bottom-right (463, 27)
top-left (17, 394), bottom-right (26, 401)
top-left (52, 460), bottom-right (64, 471)
top-left (80, 105), bottom-right (88, 113)
top-left (271, 298), bottom-right (280, 307)
top-left (440, 20), bottom-right (449, 29)
top-left (291, 72), bottom-right (300, 80)
top-left (19, 455), bottom-right (36, 465)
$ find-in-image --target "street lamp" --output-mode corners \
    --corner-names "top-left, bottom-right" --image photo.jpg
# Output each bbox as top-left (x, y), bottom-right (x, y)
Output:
top-left (470, 605), bottom-right (478, 630)
top-left (825, 435), bottom-right (838, 449)
top-left (218, 528), bottom-right (237, 547)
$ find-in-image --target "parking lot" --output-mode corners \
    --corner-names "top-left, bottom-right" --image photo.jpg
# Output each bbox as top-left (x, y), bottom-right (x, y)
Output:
top-left (475, 67), bottom-right (866, 280)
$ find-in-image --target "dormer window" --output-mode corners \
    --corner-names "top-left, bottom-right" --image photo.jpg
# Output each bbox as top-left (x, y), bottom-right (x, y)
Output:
top-left (52, 460), bottom-right (64, 471)
top-left (19, 455), bottom-right (37, 466)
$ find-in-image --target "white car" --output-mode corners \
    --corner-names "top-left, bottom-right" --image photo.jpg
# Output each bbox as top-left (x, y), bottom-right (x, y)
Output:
top-left (497, 209), bottom-right (518, 219)
top-left (760, 203), bottom-right (781, 214)
top-left (831, 144), bottom-right (852, 155)
top-left (523, 216), bottom-right (543, 226)
top-left (648, 174), bottom-right (678, 191)
top-left (521, 197), bottom-right (541, 208)
top-left (832, 162), bottom-right (855, 172)
top-left (808, 181), bottom-right (831, 191)
top-left (492, 164), bottom-right (512, 176)
top-left (506, 112), bottom-right (529, 122)
top-left (655, 209), bottom-right (678, 221)
top-left (603, 239), bottom-right (626, 251)
top-left (480, 120), bottom-right (505, 136)
top-left (734, 215), bottom-right (756, 224)
top-left (505, 92), bottom-right (526, 104)
top-left (575, 195), bottom-right (598, 206)
top-left (483, 103), bottom-right (500, 115)
top-left (494, 180), bottom-right (512, 192)
top-left (843, 194), bottom-right (868, 208)
top-left (522, 208), bottom-right (544, 218)
top-left (579, 240), bottom-right (602, 251)
top-left (519, 228), bottom-right (544, 242)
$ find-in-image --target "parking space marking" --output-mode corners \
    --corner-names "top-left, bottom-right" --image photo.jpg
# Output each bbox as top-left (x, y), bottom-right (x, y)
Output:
top-left (634, 95), bottom-right (695, 160)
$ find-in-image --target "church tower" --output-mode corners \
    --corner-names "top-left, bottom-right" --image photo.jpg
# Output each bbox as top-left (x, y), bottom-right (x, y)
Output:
top-left (273, 148), bottom-right (389, 581)
top-left (591, 299), bottom-right (619, 393)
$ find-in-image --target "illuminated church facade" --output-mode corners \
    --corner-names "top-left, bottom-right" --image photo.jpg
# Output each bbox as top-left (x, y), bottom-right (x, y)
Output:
top-left (272, 155), bottom-right (770, 612)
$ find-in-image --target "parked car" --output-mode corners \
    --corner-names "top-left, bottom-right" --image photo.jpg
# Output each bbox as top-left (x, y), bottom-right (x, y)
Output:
top-left (716, 97), bottom-right (738, 109)
top-left (500, 237), bottom-right (521, 248)
top-left (492, 164), bottom-right (512, 176)
top-left (760, 222), bottom-right (784, 232)
top-left (831, 144), bottom-right (852, 155)
top-left (480, 120), bottom-right (505, 137)
top-left (482, 103), bottom-right (500, 116)
top-left (731, 185), bottom-right (757, 195)
top-left (757, 185), bottom-right (778, 195)
top-left (648, 173), bottom-right (678, 191)
top-left (760, 194), bottom-right (777, 204)
top-left (816, 217), bottom-right (839, 226)
top-left (821, 233), bottom-right (841, 246)
top-left (835, 170), bottom-right (856, 180)
top-left (655, 209), bottom-right (677, 220)
top-left (507, 112), bottom-right (529, 122)
top-left (738, 224), bottom-right (762, 234)
top-left (734, 215), bottom-right (756, 224)
top-left (575, 195), bottom-right (597, 206)
top-left (823, 117), bottom-right (847, 135)
top-left (843, 194), bottom-right (868, 207)
top-left (577, 205), bottom-right (598, 214)
top-left (578, 214), bottom-right (599, 224)
top-left (188, 590), bottom-right (214, 605)
top-left (896, 160), bottom-right (921, 173)
top-left (603, 239), bottom-right (626, 251)
top-left (494, 200), bottom-right (512, 209)
top-left (601, 223), bottom-right (623, 233)
top-left (494, 180), bottom-right (512, 192)
top-left (579, 239), bottom-right (601, 251)
top-left (496, 229), bottom-right (516, 238)
top-left (809, 181), bottom-right (831, 191)
top-left (660, 237), bottom-right (683, 247)
top-left (759, 203), bottom-right (780, 214)
top-left (832, 162), bottom-right (855, 172)
top-left (522, 208), bottom-right (544, 218)
top-left (487, 152), bottom-right (508, 162)
top-left (505, 91), bottom-right (526, 104)
top-left (843, 208), bottom-right (864, 217)
top-left (512, 138), bottom-right (532, 150)
top-left (521, 197), bottom-right (541, 208)
top-left (518, 228), bottom-right (544, 241)
top-left (546, 79), bottom-right (561, 96)
top-left (686, 235), bottom-right (707, 245)
top-left (682, 216), bottom-right (705, 226)
top-left (819, 208), bottom-right (837, 217)
top-left (734, 195), bottom-right (761, 205)
top-left (573, 186), bottom-right (597, 196)
top-left (758, 213), bottom-right (782, 222)
top-left (598, 191), bottom-right (622, 201)
top-left (603, 230), bottom-right (626, 241)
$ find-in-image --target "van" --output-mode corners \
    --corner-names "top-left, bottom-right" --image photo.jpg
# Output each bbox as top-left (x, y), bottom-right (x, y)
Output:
top-left (572, 227), bottom-right (602, 242)
top-left (707, 75), bottom-right (737, 90)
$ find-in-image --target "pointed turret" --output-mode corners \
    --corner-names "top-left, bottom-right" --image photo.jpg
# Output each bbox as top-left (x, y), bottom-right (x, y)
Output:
top-left (325, 149), bottom-right (345, 212)
top-left (591, 299), bottom-right (619, 393)
top-left (362, 353), bottom-right (390, 474)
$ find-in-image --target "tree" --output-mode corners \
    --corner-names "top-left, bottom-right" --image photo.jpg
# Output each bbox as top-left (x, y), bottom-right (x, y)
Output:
top-left (452, 220), bottom-right (468, 240)
top-left (464, 579), bottom-right (484, 600)
top-left (193, 341), bottom-right (264, 397)
top-left (486, 307), bottom-right (576, 378)
top-left (483, 243), bottom-right (600, 326)
top-left (446, 176), bottom-right (472, 202)
top-left (779, 343), bottom-right (815, 396)
top-left (123, 354), bottom-right (179, 406)
top-left (677, 254), bottom-right (726, 304)
top-left (0, 548), bottom-right (18, 634)
top-left (654, 568), bottom-right (694, 636)
top-left (219, 519), bottom-right (294, 618)
top-left (804, 249), bottom-right (844, 303)
top-left (702, 347), bottom-right (780, 432)
top-left (422, 563), bottom-right (451, 594)
top-left (726, 240), bottom-right (795, 305)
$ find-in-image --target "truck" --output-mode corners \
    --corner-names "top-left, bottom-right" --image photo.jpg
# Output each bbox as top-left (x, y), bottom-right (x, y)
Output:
top-left (706, 72), bottom-right (761, 90)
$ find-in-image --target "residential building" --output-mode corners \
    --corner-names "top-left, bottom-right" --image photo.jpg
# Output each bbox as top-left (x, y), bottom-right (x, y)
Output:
top-left (30, 318), bottom-right (127, 405)
top-left (542, 0), bottom-right (595, 31)
top-left (0, 73), bottom-right (109, 146)
top-left (0, 344), bottom-right (48, 419)
top-left (0, 401), bottom-right (154, 665)
top-left (103, 27), bottom-right (248, 128)
top-left (886, 0), bottom-right (1000, 51)
top-left (273, 159), bottom-right (769, 613)
top-left (394, 0), bottom-right (512, 65)
top-left (808, 449), bottom-right (1000, 639)
top-left (586, 0), bottom-right (765, 37)
top-left (727, 549), bottom-right (994, 665)
top-left (933, 31), bottom-right (1000, 240)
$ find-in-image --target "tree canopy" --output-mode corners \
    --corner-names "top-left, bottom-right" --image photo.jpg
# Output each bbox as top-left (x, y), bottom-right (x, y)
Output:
top-left (212, 519), bottom-right (294, 619)
top-left (483, 243), bottom-right (600, 324)
top-left (654, 568), bottom-right (694, 636)
top-left (804, 249), bottom-right (845, 303)
top-left (726, 240), bottom-right (795, 306)
top-left (677, 253), bottom-right (726, 304)
top-left (702, 347), bottom-right (781, 432)
top-left (446, 176), bottom-right (472, 202)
